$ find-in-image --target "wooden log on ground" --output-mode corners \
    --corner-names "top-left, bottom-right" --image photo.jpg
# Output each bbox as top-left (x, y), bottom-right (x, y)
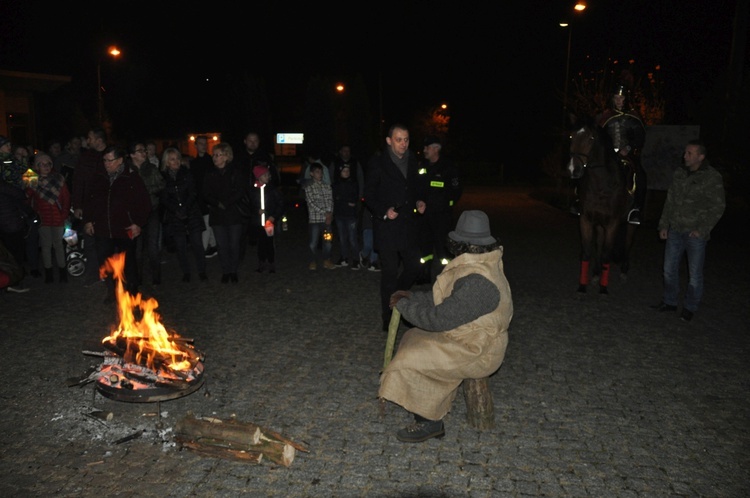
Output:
top-left (463, 377), bottom-right (494, 430)
top-left (253, 437), bottom-right (296, 467)
top-left (179, 440), bottom-right (263, 464)
top-left (174, 415), bottom-right (261, 447)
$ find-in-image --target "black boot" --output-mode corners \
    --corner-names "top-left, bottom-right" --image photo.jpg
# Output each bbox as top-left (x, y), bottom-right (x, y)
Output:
top-left (58, 267), bottom-right (68, 283)
top-left (44, 268), bottom-right (54, 283)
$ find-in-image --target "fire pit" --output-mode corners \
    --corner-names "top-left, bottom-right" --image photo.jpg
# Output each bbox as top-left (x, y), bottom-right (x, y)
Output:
top-left (82, 252), bottom-right (205, 402)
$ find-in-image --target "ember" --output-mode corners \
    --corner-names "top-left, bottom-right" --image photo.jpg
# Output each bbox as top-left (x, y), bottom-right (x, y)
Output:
top-left (87, 252), bottom-right (205, 402)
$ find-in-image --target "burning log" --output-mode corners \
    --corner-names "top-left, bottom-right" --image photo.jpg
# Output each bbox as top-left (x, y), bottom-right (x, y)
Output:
top-left (174, 414), bottom-right (308, 467)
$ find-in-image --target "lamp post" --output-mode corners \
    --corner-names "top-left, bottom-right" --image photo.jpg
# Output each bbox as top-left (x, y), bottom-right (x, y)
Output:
top-left (560, 2), bottom-right (587, 128)
top-left (97, 46), bottom-right (121, 124)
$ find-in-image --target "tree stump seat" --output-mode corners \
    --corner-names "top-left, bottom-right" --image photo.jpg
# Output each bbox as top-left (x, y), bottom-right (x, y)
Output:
top-left (462, 376), bottom-right (494, 430)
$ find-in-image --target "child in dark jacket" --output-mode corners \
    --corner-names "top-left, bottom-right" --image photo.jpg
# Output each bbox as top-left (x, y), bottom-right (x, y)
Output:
top-left (332, 164), bottom-right (361, 269)
top-left (247, 165), bottom-right (285, 273)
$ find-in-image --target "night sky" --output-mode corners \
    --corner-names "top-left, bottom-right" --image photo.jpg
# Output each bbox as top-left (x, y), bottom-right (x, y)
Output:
top-left (0, 0), bottom-right (744, 168)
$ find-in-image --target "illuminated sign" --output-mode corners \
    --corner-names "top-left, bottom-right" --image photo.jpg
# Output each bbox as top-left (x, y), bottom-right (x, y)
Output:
top-left (276, 133), bottom-right (304, 144)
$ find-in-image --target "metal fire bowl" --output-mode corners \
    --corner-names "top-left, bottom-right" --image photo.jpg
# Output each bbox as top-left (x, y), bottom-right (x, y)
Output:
top-left (96, 373), bottom-right (204, 403)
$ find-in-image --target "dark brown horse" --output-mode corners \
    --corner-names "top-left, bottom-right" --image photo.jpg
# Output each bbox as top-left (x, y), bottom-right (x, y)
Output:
top-left (568, 119), bottom-right (635, 294)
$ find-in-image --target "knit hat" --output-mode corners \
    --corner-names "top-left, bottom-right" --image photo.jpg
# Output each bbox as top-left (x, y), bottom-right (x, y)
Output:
top-left (253, 165), bottom-right (269, 180)
top-left (448, 210), bottom-right (497, 245)
top-left (0, 135), bottom-right (9, 148)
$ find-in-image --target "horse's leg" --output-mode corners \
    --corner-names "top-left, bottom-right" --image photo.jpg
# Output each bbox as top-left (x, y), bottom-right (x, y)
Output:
top-left (594, 225), bottom-right (605, 280)
top-left (578, 219), bottom-right (594, 293)
top-left (620, 224), bottom-right (637, 278)
top-left (598, 220), bottom-right (621, 294)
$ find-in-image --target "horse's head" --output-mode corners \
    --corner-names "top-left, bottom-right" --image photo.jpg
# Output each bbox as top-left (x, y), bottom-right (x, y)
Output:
top-left (568, 123), bottom-right (596, 179)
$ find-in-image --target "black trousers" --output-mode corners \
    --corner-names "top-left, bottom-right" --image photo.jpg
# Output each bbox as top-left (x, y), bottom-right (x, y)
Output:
top-left (378, 244), bottom-right (422, 322)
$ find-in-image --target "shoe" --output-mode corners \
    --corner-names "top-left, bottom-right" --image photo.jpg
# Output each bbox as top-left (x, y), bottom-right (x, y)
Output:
top-left (199, 272), bottom-right (208, 281)
top-left (368, 261), bottom-right (381, 272)
top-left (650, 302), bottom-right (677, 312)
top-left (221, 274), bottom-right (230, 283)
top-left (7, 285), bottom-right (30, 293)
top-left (323, 259), bottom-right (336, 270)
top-left (335, 257), bottom-right (348, 267)
top-left (681, 309), bottom-right (694, 322)
top-left (30, 269), bottom-right (42, 278)
top-left (350, 261), bottom-right (360, 270)
top-left (230, 273), bottom-right (238, 283)
top-left (204, 246), bottom-right (218, 258)
top-left (182, 274), bottom-right (191, 283)
top-left (627, 209), bottom-right (641, 225)
top-left (308, 262), bottom-right (317, 271)
top-left (396, 419), bottom-right (445, 443)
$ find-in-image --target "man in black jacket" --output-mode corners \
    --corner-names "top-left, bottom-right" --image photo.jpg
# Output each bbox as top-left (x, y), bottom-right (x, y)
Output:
top-left (364, 123), bottom-right (425, 331)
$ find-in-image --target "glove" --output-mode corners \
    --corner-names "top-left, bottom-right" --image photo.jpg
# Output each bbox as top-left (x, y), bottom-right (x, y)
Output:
top-left (389, 290), bottom-right (412, 309)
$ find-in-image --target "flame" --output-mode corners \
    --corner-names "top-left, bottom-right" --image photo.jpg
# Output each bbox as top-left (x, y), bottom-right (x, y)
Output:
top-left (101, 252), bottom-right (193, 373)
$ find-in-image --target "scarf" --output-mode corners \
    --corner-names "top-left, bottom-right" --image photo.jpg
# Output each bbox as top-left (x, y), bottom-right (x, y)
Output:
top-left (388, 149), bottom-right (409, 178)
top-left (36, 173), bottom-right (64, 206)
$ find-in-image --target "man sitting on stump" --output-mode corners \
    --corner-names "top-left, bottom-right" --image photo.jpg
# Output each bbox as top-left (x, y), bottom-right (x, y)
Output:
top-left (379, 210), bottom-right (513, 442)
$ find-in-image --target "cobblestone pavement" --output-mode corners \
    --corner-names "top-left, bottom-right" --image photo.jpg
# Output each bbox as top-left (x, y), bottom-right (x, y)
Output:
top-left (1, 185), bottom-right (748, 497)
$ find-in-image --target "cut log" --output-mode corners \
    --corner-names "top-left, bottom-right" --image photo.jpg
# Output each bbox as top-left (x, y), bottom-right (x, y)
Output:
top-left (174, 415), bottom-right (261, 447)
top-left (253, 437), bottom-right (296, 467)
top-left (179, 440), bottom-right (263, 464)
top-left (463, 377), bottom-right (495, 430)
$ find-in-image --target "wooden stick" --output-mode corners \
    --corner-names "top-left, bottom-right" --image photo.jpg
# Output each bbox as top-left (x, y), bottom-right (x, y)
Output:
top-left (383, 308), bottom-right (401, 370)
top-left (179, 440), bottom-right (263, 464)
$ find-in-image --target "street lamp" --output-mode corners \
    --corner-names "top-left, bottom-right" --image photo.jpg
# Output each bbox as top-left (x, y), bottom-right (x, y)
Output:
top-left (560, 2), bottom-right (587, 128)
top-left (97, 46), bottom-right (121, 124)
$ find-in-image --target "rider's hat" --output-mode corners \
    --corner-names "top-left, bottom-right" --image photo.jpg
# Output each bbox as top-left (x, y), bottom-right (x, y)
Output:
top-left (614, 84), bottom-right (628, 96)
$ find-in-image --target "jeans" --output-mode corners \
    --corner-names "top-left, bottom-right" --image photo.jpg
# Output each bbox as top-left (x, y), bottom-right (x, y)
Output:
top-left (212, 224), bottom-right (244, 274)
top-left (308, 222), bottom-right (332, 262)
top-left (137, 211), bottom-right (162, 283)
top-left (335, 216), bottom-right (360, 263)
top-left (201, 214), bottom-right (215, 250)
top-left (361, 228), bottom-right (378, 263)
top-left (172, 225), bottom-right (206, 276)
top-left (663, 230), bottom-right (707, 312)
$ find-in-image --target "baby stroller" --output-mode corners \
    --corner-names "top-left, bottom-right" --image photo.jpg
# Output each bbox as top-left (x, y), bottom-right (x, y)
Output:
top-left (63, 211), bottom-right (86, 278)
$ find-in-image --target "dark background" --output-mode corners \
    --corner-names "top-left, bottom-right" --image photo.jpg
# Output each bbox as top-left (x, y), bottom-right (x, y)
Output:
top-left (0, 0), bottom-right (747, 183)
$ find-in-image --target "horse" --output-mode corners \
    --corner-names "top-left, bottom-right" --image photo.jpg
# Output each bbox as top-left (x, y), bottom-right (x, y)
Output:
top-left (567, 118), bottom-right (636, 294)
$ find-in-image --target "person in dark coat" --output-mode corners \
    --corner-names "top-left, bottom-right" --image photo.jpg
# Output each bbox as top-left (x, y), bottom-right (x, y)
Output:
top-left (81, 146), bottom-right (151, 301)
top-left (246, 165), bottom-right (285, 273)
top-left (416, 135), bottom-right (462, 283)
top-left (202, 142), bottom-right (249, 284)
top-left (364, 123), bottom-right (426, 331)
top-left (161, 147), bottom-right (207, 283)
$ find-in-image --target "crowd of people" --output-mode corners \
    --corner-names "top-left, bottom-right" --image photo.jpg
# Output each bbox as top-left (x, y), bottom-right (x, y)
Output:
top-left (2, 126), bottom-right (457, 298)
top-left (0, 117), bottom-right (728, 444)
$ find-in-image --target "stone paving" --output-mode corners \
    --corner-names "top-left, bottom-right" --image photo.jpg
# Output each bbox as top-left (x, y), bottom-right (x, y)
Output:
top-left (1, 185), bottom-right (748, 497)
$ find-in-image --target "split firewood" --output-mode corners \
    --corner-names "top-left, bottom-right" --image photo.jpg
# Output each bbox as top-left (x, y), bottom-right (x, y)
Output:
top-left (179, 440), bottom-right (263, 464)
top-left (220, 418), bottom-right (309, 453)
top-left (252, 438), bottom-right (296, 467)
top-left (174, 415), bottom-right (262, 447)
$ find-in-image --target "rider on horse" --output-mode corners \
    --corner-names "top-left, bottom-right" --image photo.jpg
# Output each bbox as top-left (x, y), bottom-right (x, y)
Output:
top-left (596, 84), bottom-right (647, 225)
top-left (570, 83), bottom-right (647, 225)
